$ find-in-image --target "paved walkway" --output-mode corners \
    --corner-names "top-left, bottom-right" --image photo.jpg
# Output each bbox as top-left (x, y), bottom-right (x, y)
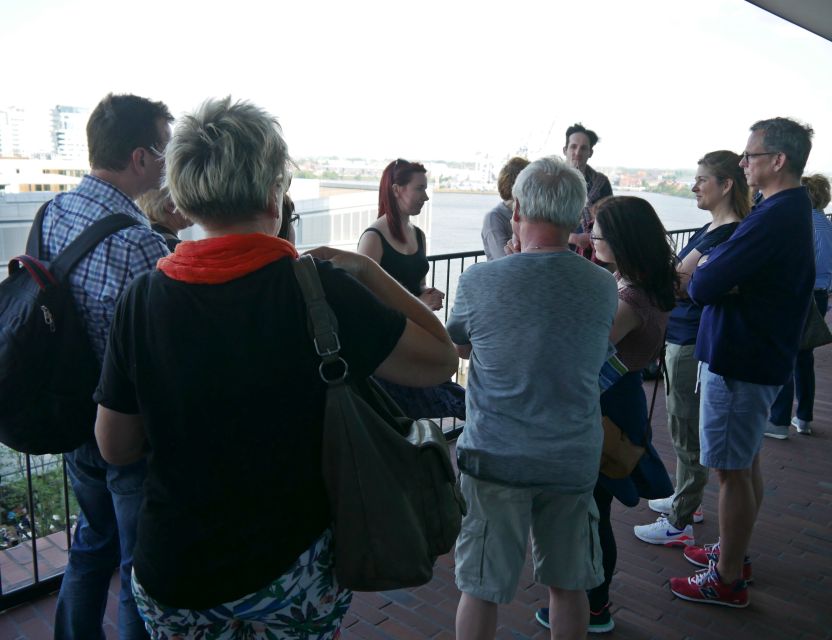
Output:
top-left (3, 346), bottom-right (832, 639)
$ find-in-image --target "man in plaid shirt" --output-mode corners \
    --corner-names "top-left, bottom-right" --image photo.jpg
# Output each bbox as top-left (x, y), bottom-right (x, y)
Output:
top-left (42, 93), bottom-right (173, 640)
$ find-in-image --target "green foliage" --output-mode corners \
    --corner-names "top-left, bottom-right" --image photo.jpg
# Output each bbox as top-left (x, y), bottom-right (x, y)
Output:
top-left (0, 451), bottom-right (78, 546)
top-left (648, 180), bottom-right (695, 199)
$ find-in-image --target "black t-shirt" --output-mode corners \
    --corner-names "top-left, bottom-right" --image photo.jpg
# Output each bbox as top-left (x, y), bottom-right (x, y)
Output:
top-left (95, 257), bottom-right (405, 609)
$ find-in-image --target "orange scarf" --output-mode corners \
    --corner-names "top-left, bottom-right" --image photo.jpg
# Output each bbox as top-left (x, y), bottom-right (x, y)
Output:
top-left (157, 233), bottom-right (298, 284)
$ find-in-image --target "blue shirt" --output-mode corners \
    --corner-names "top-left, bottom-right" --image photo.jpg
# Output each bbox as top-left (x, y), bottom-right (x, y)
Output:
top-left (811, 208), bottom-right (832, 291)
top-left (689, 186), bottom-right (814, 385)
top-left (665, 221), bottom-right (739, 346)
top-left (41, 175), bottom-right (169, 362)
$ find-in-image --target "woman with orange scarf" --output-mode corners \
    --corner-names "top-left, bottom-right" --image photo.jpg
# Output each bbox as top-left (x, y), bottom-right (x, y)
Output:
top-left (92, 97), bottom-right (458, 639)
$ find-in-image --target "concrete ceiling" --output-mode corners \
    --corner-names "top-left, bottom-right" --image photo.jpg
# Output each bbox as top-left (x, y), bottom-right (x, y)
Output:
top-left (746, 0), bottom-right (832, 43)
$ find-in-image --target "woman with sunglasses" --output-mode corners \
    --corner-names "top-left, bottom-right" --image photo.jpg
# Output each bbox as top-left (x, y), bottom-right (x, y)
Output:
top-left (536, 196), bottom-right (676, 634)
top-left (357, 159), bottom-right (464, 420)
top-left (358, 159), bottom-right (444, 310)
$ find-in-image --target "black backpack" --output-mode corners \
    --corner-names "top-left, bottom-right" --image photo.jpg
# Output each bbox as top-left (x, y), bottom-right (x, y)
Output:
top-left (0, 202), bottom-right (137, 454)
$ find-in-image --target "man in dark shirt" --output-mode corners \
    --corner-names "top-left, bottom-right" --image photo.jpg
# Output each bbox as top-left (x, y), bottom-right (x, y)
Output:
top-left (670, 117), bottom-right (814, 609)
top-left (562, 123), bottom-right (613, 258)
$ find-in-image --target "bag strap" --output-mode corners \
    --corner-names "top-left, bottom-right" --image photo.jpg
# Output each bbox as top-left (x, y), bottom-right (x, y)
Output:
top-left (50, 213), bottom-right (139, 281)
top-left (25, 200), bottom-right (54, 258)
top-left (292, 255), bottom-right (349, 384)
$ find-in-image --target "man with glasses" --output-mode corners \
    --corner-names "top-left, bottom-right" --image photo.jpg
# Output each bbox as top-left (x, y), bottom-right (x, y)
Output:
top-left (40, 93), bottom-right (173, 639)
top-left (669, 117), bottom-right (814, 608)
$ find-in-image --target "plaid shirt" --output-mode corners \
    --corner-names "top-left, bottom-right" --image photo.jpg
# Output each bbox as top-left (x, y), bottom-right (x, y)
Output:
top-left (41, 174), bottom-right (169, 362)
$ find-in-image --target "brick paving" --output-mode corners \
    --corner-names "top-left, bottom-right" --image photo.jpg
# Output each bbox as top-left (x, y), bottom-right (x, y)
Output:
top-left (3, 345), bottom-right (832, 639)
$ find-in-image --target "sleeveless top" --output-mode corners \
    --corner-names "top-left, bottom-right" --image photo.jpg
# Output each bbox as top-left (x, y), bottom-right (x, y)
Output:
top-left (361, 227), bottom-right (428, 297)
top-left (614, 275), bottom-right (669, 371)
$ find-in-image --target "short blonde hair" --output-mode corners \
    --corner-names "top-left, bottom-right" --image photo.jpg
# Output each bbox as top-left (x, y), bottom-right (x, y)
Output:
top-left (135, 187), bottom-right (171, 225)
top-left (166, 97), bottom-right (290, 225)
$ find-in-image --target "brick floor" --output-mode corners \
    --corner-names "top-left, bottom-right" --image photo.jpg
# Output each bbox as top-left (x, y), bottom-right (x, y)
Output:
top-left (3, 345), bottom-right (832, 639)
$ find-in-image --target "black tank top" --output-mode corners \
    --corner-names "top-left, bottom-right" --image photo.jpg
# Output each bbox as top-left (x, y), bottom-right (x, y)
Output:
top-left (361, 227), bottom-right (428, 297)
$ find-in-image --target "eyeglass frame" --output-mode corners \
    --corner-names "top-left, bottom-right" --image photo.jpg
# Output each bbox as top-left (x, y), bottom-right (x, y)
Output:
top-left (740, 150), bottom-right (780, 163)
top-left (145, 144), bottom-right (165, 160)
top-left (590, 234), bottom-right (605, 242)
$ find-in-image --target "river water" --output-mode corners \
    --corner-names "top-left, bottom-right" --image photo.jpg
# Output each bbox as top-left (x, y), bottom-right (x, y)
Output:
top-left (426, 190), bottom-right (710, 255)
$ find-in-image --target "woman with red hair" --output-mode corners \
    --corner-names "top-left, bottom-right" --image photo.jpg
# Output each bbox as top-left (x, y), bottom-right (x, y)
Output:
top-left (358, 159), bottom-right (444, 310)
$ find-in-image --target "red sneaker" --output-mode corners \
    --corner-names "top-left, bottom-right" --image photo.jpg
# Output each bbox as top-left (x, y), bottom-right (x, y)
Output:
top-left (683, 541), bottom-right (753, 582)
top-left (670, 562), bottom-right (749, 608)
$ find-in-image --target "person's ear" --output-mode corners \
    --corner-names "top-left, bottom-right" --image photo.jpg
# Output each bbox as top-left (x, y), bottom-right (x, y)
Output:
top-left (588, 147), bottom-right (594, 159)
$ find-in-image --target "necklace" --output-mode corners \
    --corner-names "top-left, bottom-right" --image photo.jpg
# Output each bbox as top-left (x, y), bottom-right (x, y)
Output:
top-left (524, 245), bottom-right (569, 252)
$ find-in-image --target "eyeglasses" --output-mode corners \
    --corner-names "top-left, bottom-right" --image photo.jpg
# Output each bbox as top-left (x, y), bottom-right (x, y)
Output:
top-left (740, 151), bottom-right (779, 163)
top-left (290, 213), bottom-right (300, 225)
top-left (146, 145), bottom-right (165, 160)
top-left (590, 235), bottom-right (605, 242)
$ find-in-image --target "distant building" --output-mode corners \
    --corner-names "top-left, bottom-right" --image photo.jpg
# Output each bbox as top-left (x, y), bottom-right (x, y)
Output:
top-left (0, 105), bottom-right (90, 161)
top-left (52, 106), bottom-right (90, 161)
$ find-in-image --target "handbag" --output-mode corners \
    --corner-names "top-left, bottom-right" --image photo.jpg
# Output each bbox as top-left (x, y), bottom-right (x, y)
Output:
top-left (600, 416), bottom-right (645, 479)
top-left (799, 297), bottom-right (832, 351)
top-left (292, 255), bottom-right (465, 591)
top-left (598, 349), bottom-right (663, 480)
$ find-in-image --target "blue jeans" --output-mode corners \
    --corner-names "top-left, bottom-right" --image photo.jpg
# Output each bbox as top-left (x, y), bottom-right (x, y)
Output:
top-left (55, 440), bottom-right (148, 640)
top-left (770, 291), bottom-right (829, 425)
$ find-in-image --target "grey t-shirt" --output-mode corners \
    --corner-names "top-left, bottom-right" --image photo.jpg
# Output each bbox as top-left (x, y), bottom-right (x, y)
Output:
top-left (481, 202), bottom-right (512, 261)
top-left (447, 250), bottom-right (618, 493)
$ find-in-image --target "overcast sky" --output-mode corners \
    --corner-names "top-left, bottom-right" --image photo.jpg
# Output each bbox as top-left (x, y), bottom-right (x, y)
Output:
top-left (2, 0), bottom-right (831, 171)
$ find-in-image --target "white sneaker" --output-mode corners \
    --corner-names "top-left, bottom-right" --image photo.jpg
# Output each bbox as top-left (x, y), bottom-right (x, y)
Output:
top-left (791, 416), bottom-right (812, 435)
top-left (634, 515), bottom-right (695, 547)
top-left (648, 495), bottom-right (704, 524)
top-left (764, 422), bottom-right (789, 439)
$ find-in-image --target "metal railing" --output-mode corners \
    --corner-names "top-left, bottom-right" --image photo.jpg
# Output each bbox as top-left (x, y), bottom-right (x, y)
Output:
top-left (0, 223), bottom-right (742, 611)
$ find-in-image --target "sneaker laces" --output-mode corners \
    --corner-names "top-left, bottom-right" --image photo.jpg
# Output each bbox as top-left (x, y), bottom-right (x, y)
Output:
top-left (687, 561), bottom-right (719, 586)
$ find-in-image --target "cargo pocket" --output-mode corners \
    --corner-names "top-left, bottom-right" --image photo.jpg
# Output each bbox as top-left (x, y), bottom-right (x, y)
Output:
top-left (455, 517), bottom-right (487, 584)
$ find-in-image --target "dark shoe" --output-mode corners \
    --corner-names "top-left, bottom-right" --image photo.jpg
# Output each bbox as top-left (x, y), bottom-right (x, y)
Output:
top-left (534, 604), bottom-right (615, 633)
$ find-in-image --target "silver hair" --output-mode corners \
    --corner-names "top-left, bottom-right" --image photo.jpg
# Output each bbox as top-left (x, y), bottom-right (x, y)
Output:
top-left (511, 156), bottom-right (587, 228)
top-left (165, 97), bottom-right (290, 224)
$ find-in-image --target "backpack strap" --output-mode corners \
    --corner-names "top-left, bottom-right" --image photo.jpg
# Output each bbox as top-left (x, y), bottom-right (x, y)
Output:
top-left (50, 213), bottom-right (139, 281)
top-left (292, 255), bottom-right (348, 383)
top-left (25, 200), bottom-right (53, 258)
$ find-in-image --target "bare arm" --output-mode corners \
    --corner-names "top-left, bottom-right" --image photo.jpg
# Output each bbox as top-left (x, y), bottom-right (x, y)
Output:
top-left (356, 229), bottom-right (383, 264)
top-left (95, 405), bottom-right (146, 466)
top-left (306, 247), bottom-right (458, 386)
top-left (609, 299), bottom-right (642, 346)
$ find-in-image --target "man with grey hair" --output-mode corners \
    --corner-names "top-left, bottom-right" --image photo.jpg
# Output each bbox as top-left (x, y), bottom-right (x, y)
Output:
top-left (448, 156), bottom-right (618, 639)
top-left (670, 117), bottom-right (814, 608)
top-left (42, 93), bottom-right (172, 640)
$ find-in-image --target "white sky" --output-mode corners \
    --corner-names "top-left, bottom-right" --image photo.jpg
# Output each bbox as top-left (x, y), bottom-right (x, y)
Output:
top-left (2, 0), bottom-right (832, 171)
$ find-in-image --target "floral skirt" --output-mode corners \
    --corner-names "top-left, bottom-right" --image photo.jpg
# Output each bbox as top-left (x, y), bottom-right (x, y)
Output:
top-left (132, 529), bottom-right (352, 639)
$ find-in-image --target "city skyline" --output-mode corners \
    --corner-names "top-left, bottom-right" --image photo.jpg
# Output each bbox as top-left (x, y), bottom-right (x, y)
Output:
top-left (3, 0), bottom-right (832, 172)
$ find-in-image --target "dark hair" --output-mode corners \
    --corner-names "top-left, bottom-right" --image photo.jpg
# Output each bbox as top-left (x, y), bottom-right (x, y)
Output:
top-left (497, 157), bottom-right (530, 201)
top-left (564, 123), bottom-right (599, 148)
top-left (87, 93), bottom-right (173, 171)
top-left (378, 159), bottom-right (427, 243)
top-left (801, 174), bottom-right (831, 211)
top-left (750, 117), bottom-right (814, 177)
top-left (278, 193), bottom-right (296, 240)
top-left (595, 196), bottom-right (678, 311)
top-left (697, 150), bottom-right (751, 218)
